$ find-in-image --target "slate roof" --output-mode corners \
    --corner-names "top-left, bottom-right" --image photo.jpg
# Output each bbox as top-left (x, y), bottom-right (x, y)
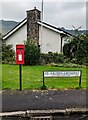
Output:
top-left (3, 18), bottom-right (27, 40)
top-left (38, 21), bottom-right (72, 36)
top-left (3, 18), bottom-right (72, 40)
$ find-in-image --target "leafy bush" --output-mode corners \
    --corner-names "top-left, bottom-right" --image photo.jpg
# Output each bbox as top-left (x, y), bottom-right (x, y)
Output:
top-left (24, 40), bottom-right (40, 65)
top-left (0, 37), bottom-right (2, 63)
top-left (63, 33), bottom-right (88, 65)
top-left (40, 52), bottom-right (66, 64)
top-left (2, 40), bottom-right (15, 64)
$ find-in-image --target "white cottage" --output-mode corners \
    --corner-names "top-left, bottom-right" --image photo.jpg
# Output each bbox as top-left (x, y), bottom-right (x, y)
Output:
top-left (3, 7), bottom-right (72, 53)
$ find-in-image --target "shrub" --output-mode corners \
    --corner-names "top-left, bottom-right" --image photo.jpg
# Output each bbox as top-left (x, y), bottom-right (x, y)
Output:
top-left (54, 53), bottom-right (65, 63)
top-left (40, 52), bottom-right (66, 64)
top-left (63, 34), bottom-right (88, 65)
top-left (24, 40), bottom-right (40, 65)
top-left (2, 40), bottom-right (15, 64)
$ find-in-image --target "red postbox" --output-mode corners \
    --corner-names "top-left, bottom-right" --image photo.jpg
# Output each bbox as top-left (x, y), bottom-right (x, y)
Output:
top-left (16, 44), bottom-right (24, 64)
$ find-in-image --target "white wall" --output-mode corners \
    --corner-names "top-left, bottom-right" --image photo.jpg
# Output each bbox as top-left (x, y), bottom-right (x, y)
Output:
top-left (5, 23), bottom-right (69, 53)
top-left (39, 26), bottom-right (61, 53)
top-left (6, 23), bottom-right (27, 52)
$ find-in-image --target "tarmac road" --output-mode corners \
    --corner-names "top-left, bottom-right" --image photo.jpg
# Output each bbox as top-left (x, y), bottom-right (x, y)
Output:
top-left (1, 89), bottom-right (87, 112)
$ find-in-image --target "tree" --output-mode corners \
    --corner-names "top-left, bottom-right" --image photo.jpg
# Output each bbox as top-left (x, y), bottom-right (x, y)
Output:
top-left (2, 40), bottom-right (15, 64)
top-left (0, 33), bottom-right (2, 63)
top-left (63, 28), bottom-right (88, 64)
top-left (24, 40), bottom-right (40, 65)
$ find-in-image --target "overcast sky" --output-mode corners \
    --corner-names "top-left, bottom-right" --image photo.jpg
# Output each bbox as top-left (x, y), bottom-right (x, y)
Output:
top-left (0, 0), bottom-right (87, 30)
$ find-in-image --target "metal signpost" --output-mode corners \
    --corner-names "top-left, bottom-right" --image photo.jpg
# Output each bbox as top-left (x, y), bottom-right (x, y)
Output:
top-left (43, 70), bottom-right (82, 88)
top-left (16, 44), bottom-right (24, 91)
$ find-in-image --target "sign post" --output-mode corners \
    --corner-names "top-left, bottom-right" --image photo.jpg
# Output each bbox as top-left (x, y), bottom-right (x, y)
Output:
top-left (16, 44), bottom-right (24, 91)
top-left (43, 70), bottom-right (82, 88)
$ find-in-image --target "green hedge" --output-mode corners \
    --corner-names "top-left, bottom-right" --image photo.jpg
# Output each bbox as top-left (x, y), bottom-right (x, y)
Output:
top-left (40, 52), bottom-right (66, 64)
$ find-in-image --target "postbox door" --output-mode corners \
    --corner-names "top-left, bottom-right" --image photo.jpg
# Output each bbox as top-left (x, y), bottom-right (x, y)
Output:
top-left (16, 50), bottom-right (24, 64)
top-left (16, 49), bottom-right (24, 64)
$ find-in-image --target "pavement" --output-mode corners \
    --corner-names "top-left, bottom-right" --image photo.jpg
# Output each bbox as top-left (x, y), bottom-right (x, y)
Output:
top-left (1, 89), bottom-right (88, 113)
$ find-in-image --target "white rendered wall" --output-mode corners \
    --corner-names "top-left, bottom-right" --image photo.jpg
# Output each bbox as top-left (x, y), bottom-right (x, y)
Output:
top-left (39, 26), bottom-right (61, 53)
top-left (6, 24), bottom-right (27, 52)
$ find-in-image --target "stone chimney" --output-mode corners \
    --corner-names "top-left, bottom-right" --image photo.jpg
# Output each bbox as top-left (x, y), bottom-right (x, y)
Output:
top-left (27, 7), bottom-right (41, 45)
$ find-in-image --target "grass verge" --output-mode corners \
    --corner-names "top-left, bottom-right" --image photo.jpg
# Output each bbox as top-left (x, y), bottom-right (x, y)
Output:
top-left (1, 64), bottom-right (87, 90)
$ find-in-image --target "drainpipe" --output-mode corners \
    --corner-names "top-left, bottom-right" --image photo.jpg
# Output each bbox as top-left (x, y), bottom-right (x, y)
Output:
top-left (60, 35), bottom-right (64, 53)
top-left (61, 34), bottom-right (67, 53)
